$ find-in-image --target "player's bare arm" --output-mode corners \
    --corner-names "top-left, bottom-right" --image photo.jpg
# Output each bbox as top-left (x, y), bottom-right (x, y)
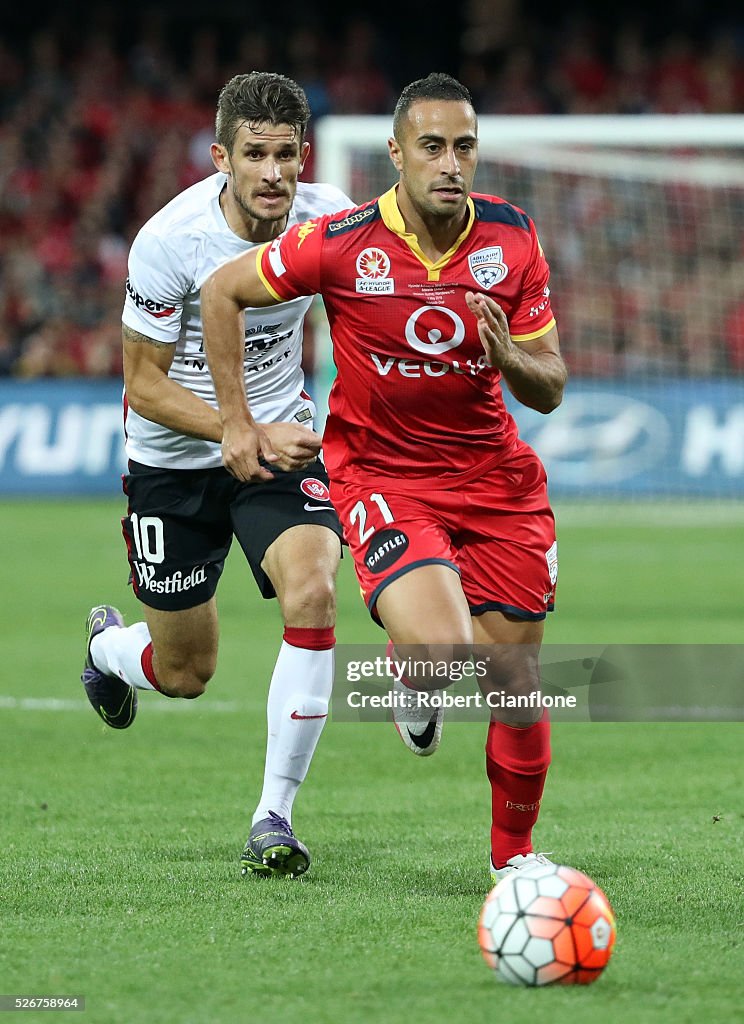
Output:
top-left (465, 291), bottom-right (567, 413)
top-left (201, 252), bottom-right (283, 482)
top-left (124, 323), bottom-right (319, 471)
top-left (123, 325), bottom-right (223, 442)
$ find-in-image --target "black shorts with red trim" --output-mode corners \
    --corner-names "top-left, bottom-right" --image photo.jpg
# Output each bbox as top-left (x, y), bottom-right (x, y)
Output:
top-left (121, 459), bottom-right (342, 611)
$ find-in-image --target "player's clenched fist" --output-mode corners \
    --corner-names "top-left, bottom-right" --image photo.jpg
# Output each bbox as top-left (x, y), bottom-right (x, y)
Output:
top-left (221, 420), bottom-right (278, 483)
top-left (262, 422), bottom-right (323, 471)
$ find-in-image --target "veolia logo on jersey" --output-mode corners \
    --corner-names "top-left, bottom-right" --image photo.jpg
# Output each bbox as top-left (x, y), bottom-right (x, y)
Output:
top-left (405, 306), bottom-right (465, 355)
top-left (356, 247), bottom-right (394, 293)
top-left (468, 246), bottom-right (508, 290)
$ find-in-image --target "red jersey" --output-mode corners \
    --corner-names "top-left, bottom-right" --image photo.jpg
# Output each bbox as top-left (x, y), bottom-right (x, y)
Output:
top-left (256, 186), bottom-right (556, 486)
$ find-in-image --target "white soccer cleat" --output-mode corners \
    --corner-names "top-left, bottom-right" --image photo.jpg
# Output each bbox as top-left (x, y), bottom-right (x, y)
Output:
top-left (392, 675), bottom-right (444, 756)
top-left (490, 852), bottom-right (555, 883)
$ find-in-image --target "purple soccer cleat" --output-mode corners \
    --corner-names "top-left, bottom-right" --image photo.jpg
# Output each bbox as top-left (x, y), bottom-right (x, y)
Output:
top-left (81, 605), bottom-right (137, 729)
top-left (241, 811), bottom-right (311, 879)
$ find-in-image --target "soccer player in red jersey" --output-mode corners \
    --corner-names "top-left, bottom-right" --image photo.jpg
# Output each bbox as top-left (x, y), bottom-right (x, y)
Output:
top-left (202, 73), bottom-right (568, 881)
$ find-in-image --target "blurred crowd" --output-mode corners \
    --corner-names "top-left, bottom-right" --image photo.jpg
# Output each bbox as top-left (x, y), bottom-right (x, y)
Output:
top-left (1, 1), bottom-right (743, 379)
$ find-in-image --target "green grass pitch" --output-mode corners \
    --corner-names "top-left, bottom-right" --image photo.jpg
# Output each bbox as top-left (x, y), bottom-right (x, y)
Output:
top-left (1, 499), bottom-right (741, 1024)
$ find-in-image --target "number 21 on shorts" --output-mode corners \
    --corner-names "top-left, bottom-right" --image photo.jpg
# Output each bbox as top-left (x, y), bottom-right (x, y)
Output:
top-left (349, 493), bottom-right (394, 544)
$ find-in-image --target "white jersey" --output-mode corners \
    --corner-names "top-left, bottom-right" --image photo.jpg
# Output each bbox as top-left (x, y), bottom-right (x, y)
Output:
top-left (122, 173), bottom-right (352, 469)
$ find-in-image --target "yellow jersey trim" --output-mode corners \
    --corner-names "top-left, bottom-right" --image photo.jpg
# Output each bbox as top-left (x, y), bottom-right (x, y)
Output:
top-left (255, 243), bottom-right (284, 302)
top-left (378, 186), bottom-right (475, 282)
top-left (511, 318), bottom-right (557, 343)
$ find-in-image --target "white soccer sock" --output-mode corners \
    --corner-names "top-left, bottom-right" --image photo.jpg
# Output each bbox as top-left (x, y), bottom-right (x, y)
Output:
top-left (252, 641), bottom-right (334, 826)
top-left (89, 622), bottom-right (159, 691)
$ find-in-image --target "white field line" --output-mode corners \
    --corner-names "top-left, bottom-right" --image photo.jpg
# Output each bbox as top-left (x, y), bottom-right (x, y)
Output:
top-left (1, 696), bottom-right (738, 721)
top-left (0, 696), bottom-right (241, 713)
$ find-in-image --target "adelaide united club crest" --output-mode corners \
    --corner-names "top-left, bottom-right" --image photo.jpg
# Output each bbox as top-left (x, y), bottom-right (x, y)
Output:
top-left (468, 246), bottom-right (509, 290)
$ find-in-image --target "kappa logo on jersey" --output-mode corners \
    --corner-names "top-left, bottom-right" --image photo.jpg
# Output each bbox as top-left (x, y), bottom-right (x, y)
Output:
top-left (467, 247), bottom-right (509, 290)
top-left (405, 305), bottom-right (465, 355)
top-left (356, 247), bottom-right (394, 294)
top-left (327, 206), bottom-right (377, 235)
top-left (125, 278), bottom-right (176, 318)
top-left (300, 478), bottom-right (330, 502)
top-left (297, 221), bottom-right (317, 248)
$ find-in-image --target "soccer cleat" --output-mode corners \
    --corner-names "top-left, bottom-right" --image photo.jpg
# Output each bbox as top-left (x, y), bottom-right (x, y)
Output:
top-left (392, 675), bottom-right (444, 756)
top-left (490, 851), bottom-right (555, 883)
top-left (81, 605), bottom-right (137, 730)
top-left (240, 811), bottom-right (310, 879)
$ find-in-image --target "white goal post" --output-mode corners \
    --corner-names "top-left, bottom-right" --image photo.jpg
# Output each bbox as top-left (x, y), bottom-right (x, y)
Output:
top-left (317, 115), bottom-right (744, 196)
top-left (313, 116), bottom-right (744, 502)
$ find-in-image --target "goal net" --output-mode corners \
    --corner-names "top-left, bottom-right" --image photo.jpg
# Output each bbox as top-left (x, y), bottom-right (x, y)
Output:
top-left (314, 115), bottom-right (744, 504)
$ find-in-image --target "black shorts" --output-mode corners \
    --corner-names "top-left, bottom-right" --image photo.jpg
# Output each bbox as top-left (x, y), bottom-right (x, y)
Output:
top-left (121, 459), bottom-right (342, 611)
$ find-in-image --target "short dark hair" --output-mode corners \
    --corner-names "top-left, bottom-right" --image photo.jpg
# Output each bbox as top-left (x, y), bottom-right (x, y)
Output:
top-left (215, 72), bottom-right (311, 154)
top-left (393, 73), bottom-right (474, 139)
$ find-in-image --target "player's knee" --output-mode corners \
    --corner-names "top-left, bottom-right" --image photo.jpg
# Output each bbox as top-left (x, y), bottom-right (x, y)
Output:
top-left (281, 573), bottom-right (336, 626)
top-left (157, 658), bottom-right (215, 699)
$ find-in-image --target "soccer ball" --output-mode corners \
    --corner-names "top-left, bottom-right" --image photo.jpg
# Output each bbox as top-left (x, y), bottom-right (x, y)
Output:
top-left (478, 862), bottom-right (616, 986)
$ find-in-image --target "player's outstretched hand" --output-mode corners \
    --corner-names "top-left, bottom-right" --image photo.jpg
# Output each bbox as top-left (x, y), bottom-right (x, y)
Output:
top-left (262, 422), bottom-right (322, 471)
top-left (221, 420), bottom-right (278, 482)
top-left (465, 291), bottom-right (513, 368)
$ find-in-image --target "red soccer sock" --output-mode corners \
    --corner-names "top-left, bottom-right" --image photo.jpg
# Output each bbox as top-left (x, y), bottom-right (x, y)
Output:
top-left (486, 713), bottom-right (551, 868)
top-left (140, 642), bottom-right (164, 693)
top-left (283, 626), bottom-right (336, 651)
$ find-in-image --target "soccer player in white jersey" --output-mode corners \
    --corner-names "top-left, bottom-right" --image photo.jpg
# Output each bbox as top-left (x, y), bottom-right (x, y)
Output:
top-left (81, 72), bottom-right (352, 879)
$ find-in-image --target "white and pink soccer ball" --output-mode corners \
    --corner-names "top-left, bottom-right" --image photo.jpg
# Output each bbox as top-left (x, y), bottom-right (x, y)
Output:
top-left (478, 862), bottom-right (616, 986)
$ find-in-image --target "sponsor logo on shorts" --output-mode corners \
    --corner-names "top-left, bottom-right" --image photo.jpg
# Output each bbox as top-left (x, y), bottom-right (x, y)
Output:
top-left (300, 478), bottom-right (330, 502)
top-left (364, 528), bottom-right (410, 574)
top-left (545, 541), bottom-right (558, 585)
top-left (125, 278), bottom-right (176, 318)
top-left (133, 563), bottom-right (207, 594)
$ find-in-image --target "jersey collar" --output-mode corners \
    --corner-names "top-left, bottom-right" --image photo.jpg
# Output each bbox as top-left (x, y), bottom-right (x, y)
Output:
top-left (378, 185), bottom-right (475, 280)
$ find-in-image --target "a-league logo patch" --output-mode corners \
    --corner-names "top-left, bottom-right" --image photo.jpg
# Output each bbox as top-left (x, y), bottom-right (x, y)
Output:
top-left (300, 478), bottom-right (330, 502)
top-left (468, 246), bottom-right (508, 290)
top-left (356, 247), bottom-right (394, 293)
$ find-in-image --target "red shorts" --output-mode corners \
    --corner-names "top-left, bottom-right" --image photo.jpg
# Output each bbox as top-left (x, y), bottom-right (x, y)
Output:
top-left (330, 440), bottom-right (557, 623)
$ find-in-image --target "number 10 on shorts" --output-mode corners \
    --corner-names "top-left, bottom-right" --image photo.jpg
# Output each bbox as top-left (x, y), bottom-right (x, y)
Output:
top-left (129, 513), bottom-right (165, 564)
